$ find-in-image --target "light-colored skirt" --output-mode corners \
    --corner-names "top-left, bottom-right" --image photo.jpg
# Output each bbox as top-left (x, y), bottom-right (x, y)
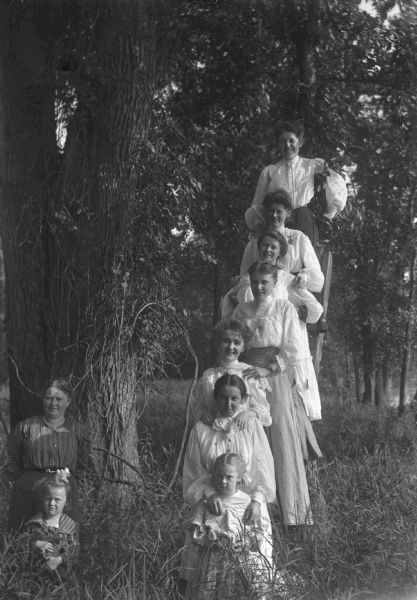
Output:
top-left (245, 347), bottom-right (318, 525)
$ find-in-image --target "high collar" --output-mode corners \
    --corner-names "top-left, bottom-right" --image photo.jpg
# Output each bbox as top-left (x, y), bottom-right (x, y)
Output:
top-left (283, 155), bottom-right (301, 167)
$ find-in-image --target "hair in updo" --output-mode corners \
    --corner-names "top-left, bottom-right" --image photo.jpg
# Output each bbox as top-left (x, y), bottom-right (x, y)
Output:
top-left (257, 229), bottom-right (288, 259)
top-left (215, 319), bottom-right (253, 348)
top-left (41, 378), bottom-right (74, 402)
top-left (274, 119), bottom-right (305, 143)
top-left (214, 452), bottom-right (247, 478)
top-left (213, 374), bottom-right (247, 401)
top-left (262, 189), bottom-right (292, 213)
top-left (248, 261), bottom-right (278, 283)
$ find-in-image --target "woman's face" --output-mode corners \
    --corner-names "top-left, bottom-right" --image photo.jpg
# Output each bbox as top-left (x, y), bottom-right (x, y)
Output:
top-left (259, 236), bottom-right (280, 264)
top-left (250, 271), bottom-right (275, 301)
top-left (42, 386), bottom-right (70, 421)
top-left (267, 202), bottom-right (291, 231)
top-left (278, 130), bottom-right (302, 161)
top-left (215, 385), bottom-right (244, 418)
top-left (219, 329), bottom-right (244, 364)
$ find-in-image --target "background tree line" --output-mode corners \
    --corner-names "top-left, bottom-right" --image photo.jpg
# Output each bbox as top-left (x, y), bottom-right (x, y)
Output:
top-left (0, 0), bottom-right (416, 492)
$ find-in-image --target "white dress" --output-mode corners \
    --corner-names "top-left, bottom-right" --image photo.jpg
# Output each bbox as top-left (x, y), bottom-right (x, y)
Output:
top-left (222, 273), bottom-right (323, 420)
top-left (186, 490), bottom-right (272, 600)
top-left (240, 227), bottom-right (324, 293)
top-left (192, 361), bottom-right (272, 427)
top-left (181, 416), bottom-right (276, 579)
top-left (233, 296), bottom-right (320, 525)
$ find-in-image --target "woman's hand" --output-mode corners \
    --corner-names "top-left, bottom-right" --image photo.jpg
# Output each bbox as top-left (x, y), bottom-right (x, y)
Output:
top-left (46, 555), bottom-right (63, 571)
top-left (242, 366), bottom-right (270, 380)
top-left (244, 500), bottom-right (261, 526)
top-left (234, 409), bottom-right (256, 430)
top-left (206, 494), bottom-right (224, 516)
top-left (294, 273), bottom-right (307, 289)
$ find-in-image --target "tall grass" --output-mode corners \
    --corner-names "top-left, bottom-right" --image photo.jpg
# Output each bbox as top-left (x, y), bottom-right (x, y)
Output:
top-left (1, 383), bottom-right (417, 599)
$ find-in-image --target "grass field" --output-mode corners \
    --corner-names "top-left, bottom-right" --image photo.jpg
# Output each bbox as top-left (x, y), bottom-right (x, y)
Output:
top-left (1, 380), bottom-right (417, 599)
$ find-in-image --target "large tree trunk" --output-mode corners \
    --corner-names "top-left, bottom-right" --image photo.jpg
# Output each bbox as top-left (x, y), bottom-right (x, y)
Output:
top-left (0, 4), bottom-right (59, 424)
top-left (362, 335), bottom-right (376, 404)
top-left (59, 1), bottom-right (163, 493)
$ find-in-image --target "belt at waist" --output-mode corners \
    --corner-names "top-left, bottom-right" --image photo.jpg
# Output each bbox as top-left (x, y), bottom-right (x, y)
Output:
top-left (245, 346), bottom-right (279, 369)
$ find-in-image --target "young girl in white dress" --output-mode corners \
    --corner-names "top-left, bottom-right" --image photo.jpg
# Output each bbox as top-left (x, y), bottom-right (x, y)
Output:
top-left (232, 262), bottom-right (321, 526)
top-left (186, 452), bottom-right (273, 599)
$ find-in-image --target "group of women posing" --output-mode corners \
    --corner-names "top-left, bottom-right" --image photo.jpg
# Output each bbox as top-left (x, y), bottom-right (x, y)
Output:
top-left (181, 120), bottom-right (347, 598)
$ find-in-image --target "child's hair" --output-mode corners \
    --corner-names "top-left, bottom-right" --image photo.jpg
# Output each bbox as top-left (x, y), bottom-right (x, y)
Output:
top-left (263, 189), bottom-right (292, 213)
top-left (42, 472), bottom-right (71, 500)
top-left (215, 319), bottom-right (253, 347)
top-left (274, 119), bottom-right (305, 143)
top-left (213, 452), bottom-right (246, 478)
top-left (257, 229), bottom-right (288, 258)
top-left (248, 261), bottom-right (278, 282)
top-left (213, 374), bottom-right (247, 400)
top-left (41, 378), bottom-right (74, 402)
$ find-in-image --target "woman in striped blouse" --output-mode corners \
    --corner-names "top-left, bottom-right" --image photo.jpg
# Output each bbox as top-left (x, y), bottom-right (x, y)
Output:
top-left (5, 378), bottom-right (89, 531)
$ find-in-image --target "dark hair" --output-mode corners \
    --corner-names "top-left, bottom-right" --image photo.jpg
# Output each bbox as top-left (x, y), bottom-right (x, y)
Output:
top-left (214, 452), bottom-right (246, 477)
top-left (263, 189), bottom-right (292, 213)
top-left (41, 378), bottom-right (74, 402)
top-left (213, 374), bottom-right (247, 400)
top-left (257, 229), bottom-right (288, 258)
top-left (42, 472), bottom-right (71, 501)
top-left (274, 119), bottom-right (305, 143)
top-left (248, 261), bottom-right (278, 282)
top-left (215, 319), bottom-right (253, 347)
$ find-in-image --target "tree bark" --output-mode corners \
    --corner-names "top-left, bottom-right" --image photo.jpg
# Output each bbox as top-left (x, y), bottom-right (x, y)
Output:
top-left (0, 4), bottom-right (59, 424)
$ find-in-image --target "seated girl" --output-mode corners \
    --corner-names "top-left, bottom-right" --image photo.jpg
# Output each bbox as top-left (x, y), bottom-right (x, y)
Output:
top-left (193, 319), bottom-right (272, 427)
top-left (22, 470), bottom-right (79, 574)
top-left (186, 452), bottom-right (273, 599)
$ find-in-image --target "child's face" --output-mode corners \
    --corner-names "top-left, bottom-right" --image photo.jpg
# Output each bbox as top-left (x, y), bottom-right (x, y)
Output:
top-left (215, 385), bottom-right (245, 418)
top-left (43, 486), bottom-right (67, 519)
top-left (219, 329), bottom-right (244, 363)
top-left (213, 464), bottom-right (239, 496)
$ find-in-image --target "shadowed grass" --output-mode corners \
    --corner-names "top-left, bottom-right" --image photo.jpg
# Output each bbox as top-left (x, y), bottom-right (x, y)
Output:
top-left (1, 383), bottom-right (417, 598)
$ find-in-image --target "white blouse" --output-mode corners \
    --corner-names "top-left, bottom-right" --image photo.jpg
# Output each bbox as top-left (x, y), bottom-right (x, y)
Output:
top-left (183, 418), bottom-right (276, 506)
top-left (245, 156), bottom-right (347, 231)
top-left (240, 228), bottom-right (324, 293)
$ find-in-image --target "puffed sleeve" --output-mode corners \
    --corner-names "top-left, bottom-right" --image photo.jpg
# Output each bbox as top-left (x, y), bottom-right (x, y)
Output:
top-left (63, 526), bottom-right (80, 569)
top-left (182, 424), bottom-right (215, 505)
top-left (5, 422), bottom-right (25, 482)
top-left (244, 166), bottom-right (274, 232)
top-left (245, 379), bottom-right (272, 427)
top-left (324, 169), bottom-right (347, 219)
top-left (280, 302), bottom-right (305, 366)
top-left (287, 284), bottom-right (323, 324)
top-left (298, 233), bottom-right (324, 292)
top-left (192, 373), bottom-right (217, 425)
top-left (240, 238), bottom-right (259, 275)
top-left (249, 420), bottom-right (276, 503)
